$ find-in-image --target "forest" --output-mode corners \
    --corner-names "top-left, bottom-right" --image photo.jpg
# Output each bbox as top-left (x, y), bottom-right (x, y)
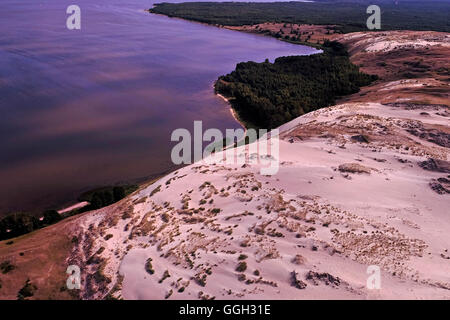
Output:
top-left (150, 1), bottom-right (450, 33)
top-left (214, 41), bottom-right (377, 129)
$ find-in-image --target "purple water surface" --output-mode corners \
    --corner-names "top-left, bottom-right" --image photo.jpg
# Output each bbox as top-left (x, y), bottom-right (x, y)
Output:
top-left (0, 0), bottom-right (317, 214)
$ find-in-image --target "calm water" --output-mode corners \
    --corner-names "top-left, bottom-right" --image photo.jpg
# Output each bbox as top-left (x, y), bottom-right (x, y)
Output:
top-left (0, 0), bottom-right (317, 214)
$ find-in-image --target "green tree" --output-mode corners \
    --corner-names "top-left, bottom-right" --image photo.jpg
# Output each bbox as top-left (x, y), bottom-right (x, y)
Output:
top-left (113, 186), bottom-right (126, 202)
top-left (42, 210), bottom-right (61, 226)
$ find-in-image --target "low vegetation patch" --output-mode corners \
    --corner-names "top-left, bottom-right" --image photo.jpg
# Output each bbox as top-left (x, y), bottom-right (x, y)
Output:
top-left (17, 279), bottom-right (37, 300)
top-left (338, 163), bottom-right (373, 174)
top-left (159, 270), bottom-right (171, 283)
top-left (145, 258), bottom-right (155, 275)
top-left (236, 261), bottom-right (248, 272)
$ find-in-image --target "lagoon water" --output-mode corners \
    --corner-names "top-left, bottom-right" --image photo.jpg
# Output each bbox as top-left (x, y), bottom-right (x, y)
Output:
top-left (0, 0), bottom-right (317, 214)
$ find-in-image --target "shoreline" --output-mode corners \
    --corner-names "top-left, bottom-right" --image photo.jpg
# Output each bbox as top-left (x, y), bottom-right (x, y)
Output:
top-left (215, 92), bottom-right (247, 132)
top-left (148, 10), bottom-right (323, 51)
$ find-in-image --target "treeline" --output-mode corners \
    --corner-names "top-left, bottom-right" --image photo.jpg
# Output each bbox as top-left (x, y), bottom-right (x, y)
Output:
top-left (0, 185), bottom-right (137, 241)
top-left (215, 41), bottom-right (377, 129)
top-left (77, 185), bottom-right (138, 211)
top-left (150, 1), bottom-right (450, 33)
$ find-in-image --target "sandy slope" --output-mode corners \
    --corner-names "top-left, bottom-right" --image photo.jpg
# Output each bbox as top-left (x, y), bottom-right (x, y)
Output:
top-left (69, 100), bottom-right (449, 300)
top-left (66, 31), bottom-right (449, 300)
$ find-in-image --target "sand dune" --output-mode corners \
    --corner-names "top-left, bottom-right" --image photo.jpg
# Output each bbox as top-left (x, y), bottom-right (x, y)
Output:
top-left (69, 100), bottom-right (449, 300)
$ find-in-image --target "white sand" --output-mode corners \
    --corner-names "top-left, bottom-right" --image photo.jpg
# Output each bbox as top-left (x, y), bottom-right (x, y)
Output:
top-left (72, 102), bottom-right (450, 300)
